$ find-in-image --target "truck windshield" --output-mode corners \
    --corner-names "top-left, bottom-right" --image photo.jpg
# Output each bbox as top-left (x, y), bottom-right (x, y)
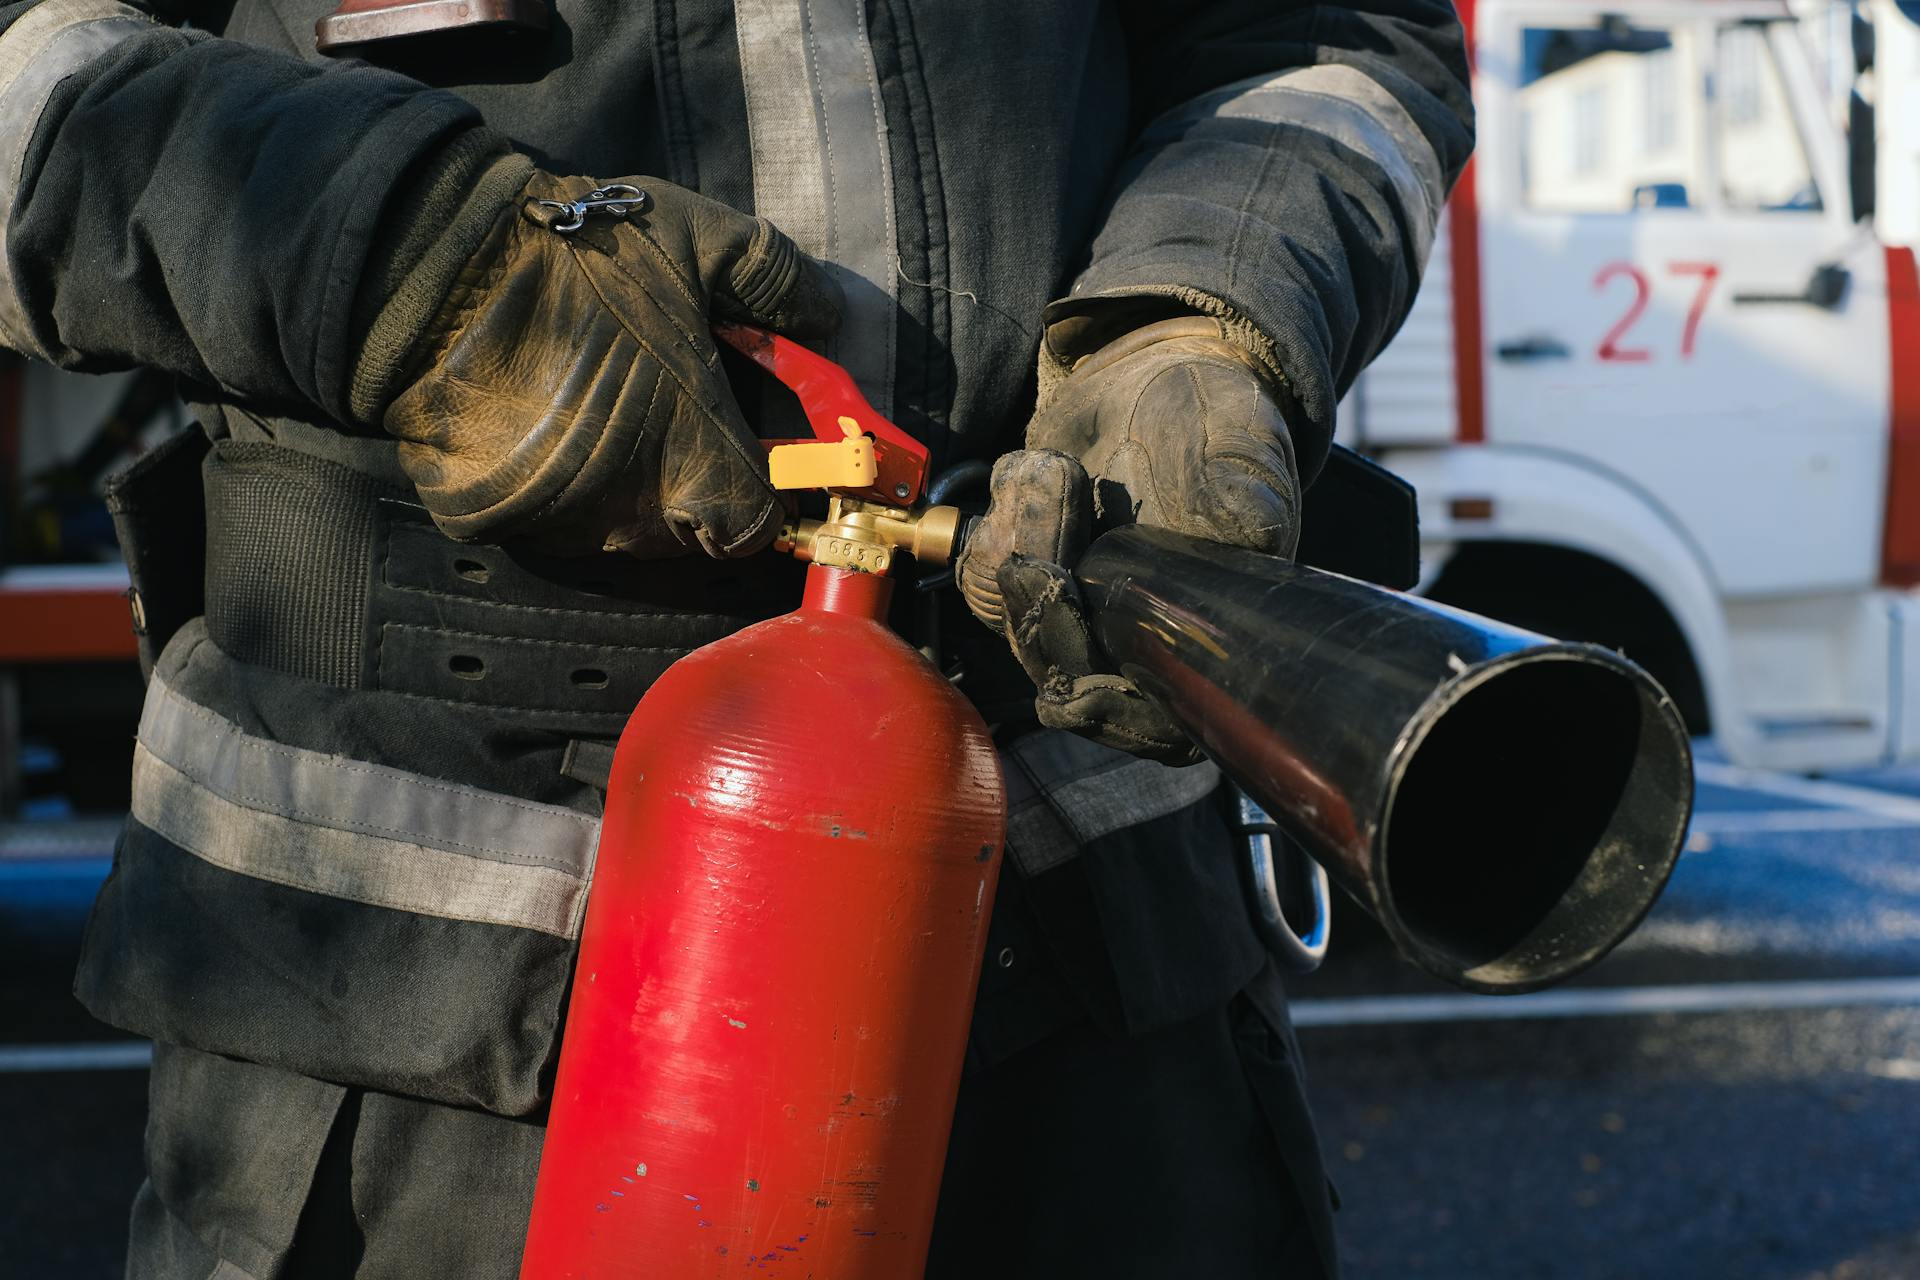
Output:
top-left (1519, 24), bottom-right (1700, 213)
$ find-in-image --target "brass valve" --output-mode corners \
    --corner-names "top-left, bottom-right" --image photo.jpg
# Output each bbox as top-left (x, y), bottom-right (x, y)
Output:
top-left (775, 496), bottom-right (964, 576)
top-left (764, 426), bottom-right (961, 576)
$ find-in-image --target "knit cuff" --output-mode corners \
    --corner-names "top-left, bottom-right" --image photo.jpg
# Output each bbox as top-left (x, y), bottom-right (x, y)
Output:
top-left (1037, 284), bottom-right (1290, 416)
top-left (347, 140), bottom-right (534, 425)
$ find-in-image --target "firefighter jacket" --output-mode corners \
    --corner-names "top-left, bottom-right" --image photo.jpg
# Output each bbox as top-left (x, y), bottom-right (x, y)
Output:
top-left (0, 1), bottom-right (1470, 1275)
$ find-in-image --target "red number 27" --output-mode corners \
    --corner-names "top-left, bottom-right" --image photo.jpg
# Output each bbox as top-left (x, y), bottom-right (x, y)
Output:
top-left (1594, 261), bottom-right (1719, 362)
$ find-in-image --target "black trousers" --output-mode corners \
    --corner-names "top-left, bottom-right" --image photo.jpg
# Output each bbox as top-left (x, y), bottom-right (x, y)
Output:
top-left (929, 966), bottom-right (1334, 1280)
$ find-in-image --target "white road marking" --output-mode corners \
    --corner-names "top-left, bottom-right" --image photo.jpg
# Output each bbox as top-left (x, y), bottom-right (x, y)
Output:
top-left (1865, 1057), bottom-right (1920, 1081)
top-left (0, 818), bottom-right (122, 860)
top-left (1291, 976), bottom-right (1920, 1028)
top-left (1688, 809), bottom-right (1920, 836)
top-left (0, 1041), bottom-right (153, 1073)
top-left (1693, 761), bottom-right (1920, 824)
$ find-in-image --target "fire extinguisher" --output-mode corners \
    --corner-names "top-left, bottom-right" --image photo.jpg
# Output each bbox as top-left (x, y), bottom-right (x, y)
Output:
top-left (519, 325), bottom-right (1006, 1278)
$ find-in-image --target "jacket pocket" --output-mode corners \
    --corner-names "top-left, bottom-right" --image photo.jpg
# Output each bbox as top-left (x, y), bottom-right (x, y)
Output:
top-left (76, 621), bottom-right (597, 1116)
top-left (104, 426), bottom-right (209, 679)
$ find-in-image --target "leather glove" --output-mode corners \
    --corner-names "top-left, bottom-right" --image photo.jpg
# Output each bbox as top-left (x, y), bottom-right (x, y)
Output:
top-left (381, 170), bottom-right (840, 558)
top-left (956, 315), bottom-right (1302, 763)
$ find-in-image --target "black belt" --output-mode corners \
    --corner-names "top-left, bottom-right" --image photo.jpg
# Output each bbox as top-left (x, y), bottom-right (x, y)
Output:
top-left (201, 439), bottom-right (804, 730)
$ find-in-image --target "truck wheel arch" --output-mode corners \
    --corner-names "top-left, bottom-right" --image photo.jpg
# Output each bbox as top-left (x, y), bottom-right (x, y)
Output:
top-left (1424, 540), bottom-right (1710, 733)
top-left (1382, 446), bottom-right (1745, 753)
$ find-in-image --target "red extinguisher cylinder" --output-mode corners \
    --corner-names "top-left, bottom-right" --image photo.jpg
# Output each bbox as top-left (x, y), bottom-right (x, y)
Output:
top-left (520, 563), bottom-right (1006, 1278)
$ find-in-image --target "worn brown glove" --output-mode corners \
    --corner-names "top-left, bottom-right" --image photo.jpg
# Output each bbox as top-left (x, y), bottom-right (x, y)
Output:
top-left (379, 171), bottom-right (840, 558)
top-left (956, 316), bottom-right (1301, 763)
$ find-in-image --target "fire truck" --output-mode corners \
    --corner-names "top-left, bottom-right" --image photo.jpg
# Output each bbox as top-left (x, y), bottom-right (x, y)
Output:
top-left (1346, 0), bottom-right (1918, 771)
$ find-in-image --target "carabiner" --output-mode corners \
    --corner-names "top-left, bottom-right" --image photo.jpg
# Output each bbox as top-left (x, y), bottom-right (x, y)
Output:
top-left (1233, 787), bottom-right (1331, 974)
top-left (536, 184), bottom-right (649, 234)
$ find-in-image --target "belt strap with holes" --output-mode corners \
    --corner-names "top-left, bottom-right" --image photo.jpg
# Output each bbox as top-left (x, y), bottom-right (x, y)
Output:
top-left (199, 438), bottom-right (803, 731)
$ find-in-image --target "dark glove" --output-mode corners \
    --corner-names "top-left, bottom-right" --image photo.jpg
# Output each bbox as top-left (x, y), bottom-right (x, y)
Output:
top-left (956, 316), bottom-right (1301, 763)
top-left (378, 169), bottom-right (840, 558)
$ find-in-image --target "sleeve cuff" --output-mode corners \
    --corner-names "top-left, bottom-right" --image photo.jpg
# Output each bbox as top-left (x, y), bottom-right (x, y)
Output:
top-left (1037, 284), bottom-right (1291, 422)
top-left (347, 140), bottom-right (534, 425)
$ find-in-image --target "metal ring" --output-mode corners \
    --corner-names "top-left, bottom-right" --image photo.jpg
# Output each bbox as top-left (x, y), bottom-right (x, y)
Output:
top-left (534, 198), bottom-right (587, 234)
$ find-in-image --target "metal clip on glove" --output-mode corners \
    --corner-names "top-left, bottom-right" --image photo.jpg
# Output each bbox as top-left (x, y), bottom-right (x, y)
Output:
top-left (374, 168), bottom-right (840, 558)
top-left (957, 315), bottom-right (1302, 764)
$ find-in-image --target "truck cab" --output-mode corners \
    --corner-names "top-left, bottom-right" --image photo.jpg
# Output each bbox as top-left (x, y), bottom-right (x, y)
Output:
top-left (1345, 0), bottom-right (1920, 772)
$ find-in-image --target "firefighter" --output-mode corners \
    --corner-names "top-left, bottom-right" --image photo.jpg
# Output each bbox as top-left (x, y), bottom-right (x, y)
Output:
top-left (0, 1), bottom-right (1470, 1275)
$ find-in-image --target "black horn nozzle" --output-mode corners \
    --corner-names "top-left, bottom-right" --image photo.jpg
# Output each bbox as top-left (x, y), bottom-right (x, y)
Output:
top-left (1076, 525), bottom-right (1695, 995)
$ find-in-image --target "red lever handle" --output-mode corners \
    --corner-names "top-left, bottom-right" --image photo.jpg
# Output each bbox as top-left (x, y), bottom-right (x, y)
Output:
top-left (714, 322), bottom-right (930, 506)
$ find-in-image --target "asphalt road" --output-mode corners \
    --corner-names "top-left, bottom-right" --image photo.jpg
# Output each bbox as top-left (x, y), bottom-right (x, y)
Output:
top-left (4, 749), bottom-right (1919, 1278)
top-left (1295, 751), bottom-right (1920, 1280)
